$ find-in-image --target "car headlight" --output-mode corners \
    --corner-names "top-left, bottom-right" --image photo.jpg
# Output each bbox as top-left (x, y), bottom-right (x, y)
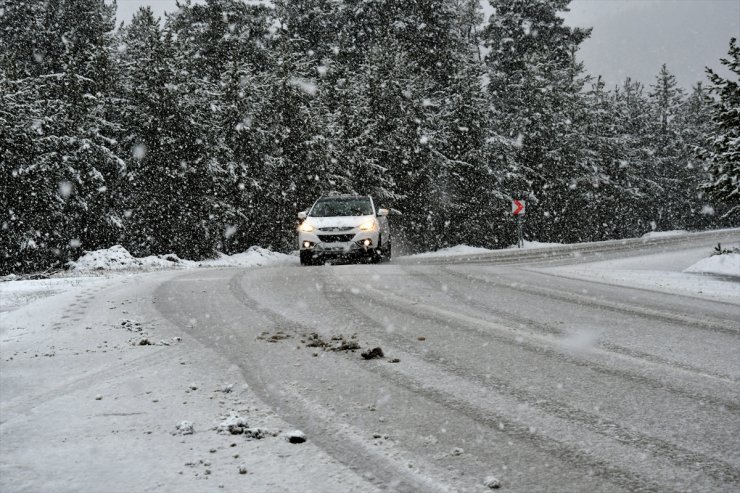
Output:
top-left (359, 219), bottom-right (378, 231)
top-left (299, 221), bottom-right (315, 232)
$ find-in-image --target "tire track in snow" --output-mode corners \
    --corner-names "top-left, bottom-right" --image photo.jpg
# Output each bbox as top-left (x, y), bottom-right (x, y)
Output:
top-left (225, 270), bottom-right (655, 493)
top-left (228, 268), bottom-right (740, 491)
top-left (317, 270), bottom-right (740, 488)
top-left (440, 267), bottom-right (740, 336)
top-left (168, 271), bottom-right (453, 493)
top-left (403, 266), bottom-right (739, 383)
top-left (331, 269), bottom-right (739, 412)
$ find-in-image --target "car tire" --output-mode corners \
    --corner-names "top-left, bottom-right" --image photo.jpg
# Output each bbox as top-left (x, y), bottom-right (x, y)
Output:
top-left (300, 251), bottom-right (313, 266)
top-left (370, 249), bottom-right (382, 264)
top-left (377, 235), bottom-right (391, 263)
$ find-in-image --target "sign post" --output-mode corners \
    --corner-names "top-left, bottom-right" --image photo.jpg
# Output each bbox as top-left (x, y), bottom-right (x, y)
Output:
top-left (511, 199), bottom-right (526, 248)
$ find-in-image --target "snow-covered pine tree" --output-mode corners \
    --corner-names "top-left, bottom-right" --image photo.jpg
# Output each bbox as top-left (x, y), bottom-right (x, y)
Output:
top-left (129, 2), bottom-right (239, 259)
top-left (647, 64), bottom-right (687, 230)
top-left (577, 76), bottom-right (627, 240)
top-left (333, 0), bottom-right (494, 251)
top-left (698, 37), bottom-right (739, 218)
top-left (429, 0), bottom-right (516, 248)
top-left (0, 0), bottom-right (47, 78)
top-left (116, 7), bottom-right (184, 257)
top-left (211, 2), bottom-right (278, 253)
top-left (239, 4), bottom-right (334, 250)
top-left (610, 78), bottom-right (659, 236)
top-left (482, 0), bottom-right (592, 244)
top-left (676, 83), bottom-right (716, 229)
top-left (0, 73), bottom-right (68, 273)
top-left (1, 0), bottom-right (123, 274)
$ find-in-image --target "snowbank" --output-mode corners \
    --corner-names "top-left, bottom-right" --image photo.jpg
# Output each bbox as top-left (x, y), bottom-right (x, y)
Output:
top-left (642, 230), bottom-right (688, 239)
top-left (543, 247), bottom-right (740, 303)
top-left (66, 245), bottom-right (295, 273)
top-left (67, 244), bottom-right (142, 271)
top-left (197, 247), bottom-right (294, 268)
top-left (410, 240), bottom-right (562, 258)
top-left (507, 240), bottom-right (562, 250)
top-left (410, 245), bottom-right (494, 258)
top-left (684, 253), bottom-right (740, 277)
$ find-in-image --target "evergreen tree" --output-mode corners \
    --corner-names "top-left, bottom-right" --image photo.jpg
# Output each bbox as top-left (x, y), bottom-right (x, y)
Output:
top-left (698, 37), bottom-right (740, 218)
top-left (1, 0), bottom-right (732, 274)
top-left (671, 82), bottom-right (716, 229)
top-left (482, 0), bottom-right (593, 243)
top-left (0, 0), bottom-right (47, 78)
top-left (646, 64), bottom-right (686, 230)
top-left (215, 10), bottom-right (276, 252)
top-left (578, 76), bottom-right (627, 240)
top-left (1, 0), bottom-right (123, 274)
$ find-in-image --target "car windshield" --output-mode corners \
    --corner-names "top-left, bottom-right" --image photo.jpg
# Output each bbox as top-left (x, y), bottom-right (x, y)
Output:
top-left (310, 198), bottom-right (373, 217)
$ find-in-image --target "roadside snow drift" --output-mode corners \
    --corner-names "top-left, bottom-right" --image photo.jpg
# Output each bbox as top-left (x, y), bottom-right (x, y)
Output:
top-left (410, 245), bottom-right (494, 258)
top-left (684, 253), bottom-right (740, 277)
top-left (410, 240), bottom-right (563, 258)
top-left (67, 245), bottom-right (295, 273)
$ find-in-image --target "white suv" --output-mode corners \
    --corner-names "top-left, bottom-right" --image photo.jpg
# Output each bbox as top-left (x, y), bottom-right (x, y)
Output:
top-left (297, 195), bottom-right (392, 266)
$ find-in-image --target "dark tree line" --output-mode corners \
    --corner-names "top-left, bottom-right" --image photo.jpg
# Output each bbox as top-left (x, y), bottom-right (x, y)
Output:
top-left (1, 0), bottom-right (737, 274)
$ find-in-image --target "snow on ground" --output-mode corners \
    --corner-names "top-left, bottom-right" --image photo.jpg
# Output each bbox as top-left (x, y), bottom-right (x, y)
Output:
top-left (1, 245), bottom-right (295, 313)
top-left (684, 253), bottom-right (740, 277)
top-left (541, 246), bottom-right (740, 304)
top-left (67, 245), bottom-right (295, 273)
top-left (0, 269), bottom-right (378, 493)
top-left (409, 244), bottom-right (493, 258)
top-left (0, 276), bottom-right (108, 312)
top-left (410, 240), bottom-right (562, 258)
top-left (508, 240), bottom-right (563, 250)
top-left (641, 229), bottom-right (688, 239)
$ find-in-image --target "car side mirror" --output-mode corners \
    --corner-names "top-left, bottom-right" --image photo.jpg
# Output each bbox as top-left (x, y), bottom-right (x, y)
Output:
top-left (297, 211), bottom-right (307, 220)
top-left (377, 208), bottom-right (389, 217)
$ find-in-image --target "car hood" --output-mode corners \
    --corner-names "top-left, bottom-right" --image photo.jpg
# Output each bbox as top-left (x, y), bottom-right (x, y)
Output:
top-left (306, 215), bottom-right (373, 229)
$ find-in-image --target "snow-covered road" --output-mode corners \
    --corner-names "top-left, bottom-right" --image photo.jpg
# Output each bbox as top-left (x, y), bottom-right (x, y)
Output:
top-left (2, 230), bottom-right (739, 492)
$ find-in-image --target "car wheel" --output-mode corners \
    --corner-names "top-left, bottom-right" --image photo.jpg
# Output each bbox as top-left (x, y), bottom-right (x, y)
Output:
top-left (300, 251), bottom-right (313, 266)
top-left (370, 249), bottom-right (382, 264)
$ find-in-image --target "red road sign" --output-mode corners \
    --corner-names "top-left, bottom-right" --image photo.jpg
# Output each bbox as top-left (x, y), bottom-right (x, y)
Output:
top-left (512, 199), bottom-right (525, 216)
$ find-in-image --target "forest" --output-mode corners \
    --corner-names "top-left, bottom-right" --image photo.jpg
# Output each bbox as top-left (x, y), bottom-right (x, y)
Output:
top-left (1, 0), bottom-right (738, 274)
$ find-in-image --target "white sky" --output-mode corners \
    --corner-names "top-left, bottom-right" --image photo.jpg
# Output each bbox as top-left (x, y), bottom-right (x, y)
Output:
top-left (115, 0), bottom-right (740, 90)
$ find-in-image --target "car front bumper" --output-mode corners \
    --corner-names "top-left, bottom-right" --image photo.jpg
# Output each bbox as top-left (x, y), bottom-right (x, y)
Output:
top-left (298, 230), bottom-right (379, 258)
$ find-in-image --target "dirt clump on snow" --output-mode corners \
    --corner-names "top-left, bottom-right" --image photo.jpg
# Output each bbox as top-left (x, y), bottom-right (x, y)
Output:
top-left (256, 330), bottom-right (292, 343)
top-left (121, 319), bottom-right (143, 332)
top-left (286, 430), bottom-right (306, 443)
top-left (300, 332), bottom-right (360, 352)
top-left (216, 413), bottom-right (249, 435)
top-left (303, 332), bottom-right (329, 348)
top-left (244, 427), bottom-right (279, 440)
top-left (361, 347), bottom-right (384, 360)
top-left (330, 338), bottom-right (360, 352)
top-left (215, 413), bottom-right (279, 440)
top-left (176, 421), bottom-right (195, 435)
top-left (120, 318), bottom-right (167, 347)
top-left (483, 475), bottom-right (501, 489)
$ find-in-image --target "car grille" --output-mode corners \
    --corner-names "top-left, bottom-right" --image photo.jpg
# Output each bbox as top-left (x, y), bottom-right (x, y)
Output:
top-left (319, 226), bottom-right (354, 232)
top-left (318, 234), bottom-right (355, 243)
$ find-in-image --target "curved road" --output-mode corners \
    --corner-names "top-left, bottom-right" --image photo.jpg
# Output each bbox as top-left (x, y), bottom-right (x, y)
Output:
top-left (154, 231), bottom-right (740, 492)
